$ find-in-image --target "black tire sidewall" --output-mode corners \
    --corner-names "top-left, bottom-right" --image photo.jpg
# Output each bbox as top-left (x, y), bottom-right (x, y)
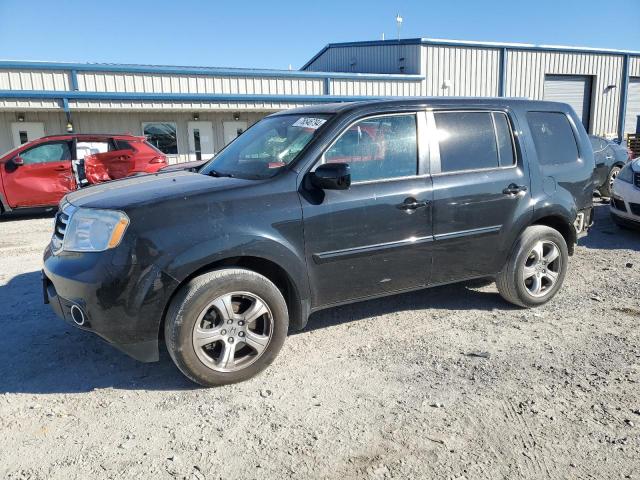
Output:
top-left (601, 166), bottom-right (621, 197)
top-left (512, 228), bottom-right (568, 307)
top-left (166, 269), bottom-right (289, 387)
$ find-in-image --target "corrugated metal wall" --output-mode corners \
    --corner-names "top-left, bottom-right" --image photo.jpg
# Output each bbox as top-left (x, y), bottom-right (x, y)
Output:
top-left (331, 78), bottom-right (424, 96)
top-left (0, 69), bottom-right (70, 91)
top-left (67, 100), bottom-right (311, 112)
top-left (76, 72), bottom-right (324, 96)
top-left (625, 78), bottom-right (640, 134)
top-left (629, 57), bottom-right (640, 77)
top-left (0, 111), bottom-right (68, 153)
top-left (505, 50), bottom-right (623, 136)
top-left (304, 44), bottom-right (422, 74)
top-left (422, 45), bottom-right (500, 96)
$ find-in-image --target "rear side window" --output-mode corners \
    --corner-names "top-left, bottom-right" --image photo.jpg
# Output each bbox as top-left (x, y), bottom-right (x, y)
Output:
top-left (434, 111), bottom-right (515, 173)
top-left (115, 140), bottom-right (135, 150)
top-left (527, 112), bottom-right (579, 166)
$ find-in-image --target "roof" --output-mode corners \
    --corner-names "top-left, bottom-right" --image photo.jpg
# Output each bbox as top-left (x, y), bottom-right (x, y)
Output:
top-left (271, 97), bottom-right (566, 116)
top-left (302, 37), bottom-right (640, 70)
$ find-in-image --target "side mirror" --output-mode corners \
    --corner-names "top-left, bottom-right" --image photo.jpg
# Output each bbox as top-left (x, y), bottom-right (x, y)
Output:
top-left (310, 163), bottom-right (351, 190)
top-left (12, 156), bottom-right (24, 166)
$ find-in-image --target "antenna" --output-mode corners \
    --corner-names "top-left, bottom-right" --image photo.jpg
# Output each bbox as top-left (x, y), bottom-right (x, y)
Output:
top-left (396, 14), bottom-right (403, 40)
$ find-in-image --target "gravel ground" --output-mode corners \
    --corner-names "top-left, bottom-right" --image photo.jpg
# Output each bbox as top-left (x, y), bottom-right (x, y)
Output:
top-left (0, 201), bottom-right (639, 480)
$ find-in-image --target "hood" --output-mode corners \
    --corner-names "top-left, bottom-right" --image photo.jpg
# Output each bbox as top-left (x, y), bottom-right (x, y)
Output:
top-left (65, 171), bottom-right (254, 210)
top-left (159, 159), bottom-right (208, 173)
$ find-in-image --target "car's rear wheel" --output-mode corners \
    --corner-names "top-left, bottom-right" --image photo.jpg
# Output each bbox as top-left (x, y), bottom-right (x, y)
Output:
top-left (164, 268), bottom-right (289, 386)
top-left (496, 225), bottom-right (568, 308)
top-left (599, 165), bottom-right (621, 198)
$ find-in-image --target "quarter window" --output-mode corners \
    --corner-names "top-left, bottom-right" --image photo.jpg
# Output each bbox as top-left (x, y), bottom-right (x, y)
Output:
top-left (142, 122), bottom-right (178, 155)
top-left (20, 142), bottom-right (71, 165)
top-left (324, 114), bottom-right (417, 182)
top-left (527, 112), bottom-right (579, 166)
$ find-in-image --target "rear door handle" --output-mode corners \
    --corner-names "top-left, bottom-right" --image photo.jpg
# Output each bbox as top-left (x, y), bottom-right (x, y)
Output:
top-left (502, 183), bottom-right (528, 195)
top-left (396, 197), bottom-right (430, 211)
top-left (54, 166), bottom-right (67, 171)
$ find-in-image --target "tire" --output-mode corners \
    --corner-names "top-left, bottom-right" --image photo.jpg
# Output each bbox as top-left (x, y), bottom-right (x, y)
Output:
top-left (496, 225), bottom-right (568, 308)
top-left (164, 268), bottom-right (289, 387)
top-left (599, 165), bottom-right (621, 198)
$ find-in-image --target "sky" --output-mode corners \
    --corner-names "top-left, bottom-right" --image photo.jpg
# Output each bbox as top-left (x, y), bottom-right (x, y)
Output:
top-left (0, 0), bottom-right (639, 70)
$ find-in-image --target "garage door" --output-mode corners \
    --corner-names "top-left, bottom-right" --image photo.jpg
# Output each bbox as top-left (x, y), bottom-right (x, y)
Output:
top-left (543, 75), bottom-right (593, 131)
top-left (625, 77), bottom-right (640, 135)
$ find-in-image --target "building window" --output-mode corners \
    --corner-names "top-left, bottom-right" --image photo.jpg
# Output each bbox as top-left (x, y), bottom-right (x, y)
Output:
top-left (142, 122), bottom-right (178, 155)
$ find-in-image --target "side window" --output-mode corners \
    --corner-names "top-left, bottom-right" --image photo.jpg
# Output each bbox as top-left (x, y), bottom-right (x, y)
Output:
top-left (434, 112), bottom-right (504, 173)
top-left (20, 142), bottom-right (71, 165)
top-left (493, 112), bottom-right (516, 167)
top-left (115, 140), bottom-right (134, 150)
top-left (527, 112), bottom-right (579, 166)
top-left (324, 114), bottom-right (417, 182)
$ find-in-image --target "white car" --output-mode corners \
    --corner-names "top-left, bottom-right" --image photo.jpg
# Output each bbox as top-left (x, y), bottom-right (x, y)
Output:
top-left (610, 158), bottom-right (640, 229)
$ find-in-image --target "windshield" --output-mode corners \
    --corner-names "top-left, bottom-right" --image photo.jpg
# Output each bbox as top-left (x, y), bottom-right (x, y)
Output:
top-left (200, 114), bottom-right (331, 179)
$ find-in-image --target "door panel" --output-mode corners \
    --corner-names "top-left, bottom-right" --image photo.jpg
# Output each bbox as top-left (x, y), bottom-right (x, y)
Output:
top-left (428, 110), bottom-right (532, 284)
top-left (10, 122), bottom-right (45, 147)
top-left (188, 121), bottom-right (215, 161)
top-left (300, 112), bottom-right (433, 307)
top-left (2, 141), bottom-right (75, 207)
top-left (85, 149), bottom-right (135, 182)
top-left (223, 121), bottom-right (248, 146)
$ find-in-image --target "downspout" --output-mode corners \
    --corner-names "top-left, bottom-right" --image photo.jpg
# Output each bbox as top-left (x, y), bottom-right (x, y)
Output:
top-left (499, 47), bottom-right (507, 97)
top-left (617, 54), bottom-right (630, 141)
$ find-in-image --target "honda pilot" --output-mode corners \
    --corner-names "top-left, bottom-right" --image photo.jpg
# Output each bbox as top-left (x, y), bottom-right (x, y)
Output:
top-left (42, 99), bottom-right (594, 386)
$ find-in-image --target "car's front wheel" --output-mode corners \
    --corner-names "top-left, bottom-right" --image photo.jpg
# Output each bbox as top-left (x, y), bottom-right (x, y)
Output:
top-left (496, 225), bottom-right (568, 308)
top-left (599, 165), bottom-right (621, 198)
top-left (164, 268), bottom-right (289, 386)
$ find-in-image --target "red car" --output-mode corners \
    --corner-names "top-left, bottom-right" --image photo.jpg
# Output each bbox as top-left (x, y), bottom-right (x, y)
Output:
top-left (0, 134), bottom-right (167, 213)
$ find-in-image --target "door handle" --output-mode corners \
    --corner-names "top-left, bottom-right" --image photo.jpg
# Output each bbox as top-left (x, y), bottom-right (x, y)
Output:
top-left (396, 197), bottom-right (430, 211)
top-left (54, 166), bottom-right (67, 171)
top-left (118, 155), bottom-right (131, 161)
top-left (502, 183), bottom-right (528, 195)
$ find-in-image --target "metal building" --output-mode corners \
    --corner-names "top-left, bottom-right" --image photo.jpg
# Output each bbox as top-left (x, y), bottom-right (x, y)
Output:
top-left (1, 37), bottom-right (639, 162)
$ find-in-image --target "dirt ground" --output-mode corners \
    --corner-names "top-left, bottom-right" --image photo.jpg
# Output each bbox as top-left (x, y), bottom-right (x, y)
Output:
top-left (0, 201), bottom-right (639, 480)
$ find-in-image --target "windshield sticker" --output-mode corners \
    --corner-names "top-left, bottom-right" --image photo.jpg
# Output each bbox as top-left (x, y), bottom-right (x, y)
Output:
top-left (292, 117), bottom-right (327, 130)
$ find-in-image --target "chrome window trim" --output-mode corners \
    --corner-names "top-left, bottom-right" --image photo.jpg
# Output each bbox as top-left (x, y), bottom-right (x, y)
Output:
top-left (427, 109), bottom-right (519, 176)
top-left (313, 112), bottom-right (423, 185)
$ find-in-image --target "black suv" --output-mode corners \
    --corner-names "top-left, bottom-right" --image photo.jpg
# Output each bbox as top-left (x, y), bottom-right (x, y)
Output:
top-left (43, 99), bottom-right (594, 386)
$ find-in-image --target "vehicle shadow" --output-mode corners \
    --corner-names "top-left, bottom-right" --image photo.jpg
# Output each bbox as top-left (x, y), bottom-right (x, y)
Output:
top-left (0, 210), bottom-right (56, 222)
top-left (0, 271), bottom-right (194, 394)
top-left (299, 280), bottom-right (514, 335)
top-left (580, 202), bottom-right (640, 251)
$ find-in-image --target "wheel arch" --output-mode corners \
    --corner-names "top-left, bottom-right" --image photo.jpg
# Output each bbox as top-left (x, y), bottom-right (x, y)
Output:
top-left (531, 214), bottom-right (576, 255)
top-left (159, 254), bottom-right (309, 345)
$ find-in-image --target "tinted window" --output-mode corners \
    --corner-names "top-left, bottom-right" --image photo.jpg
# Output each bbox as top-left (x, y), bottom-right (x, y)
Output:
top-left (143, 122), bottom-right (178, 154)
top-left (493, 112), bottom-right (516, 167)
top-left (325, 114), bottom-right (417, 182)
top-left (116, 140), bottom-right (134, 150)
top-left (434, 112), bottom-right (499, 172)
top-left (20, 142), bottom-right (71, 165)
top-left (527, 112), bottom-right (579, 166)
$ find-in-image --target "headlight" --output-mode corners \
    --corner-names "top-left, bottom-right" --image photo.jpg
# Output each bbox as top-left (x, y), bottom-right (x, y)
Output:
top-left (617, 163), bottom-right (634, 184)
top-left (63, 208), bottom-right (130, 252)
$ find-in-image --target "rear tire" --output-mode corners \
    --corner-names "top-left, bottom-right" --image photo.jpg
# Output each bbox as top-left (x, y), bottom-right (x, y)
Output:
top-left (599, 165), bottom-right (621, 198)
top-left (496, 226), bottom-right (568, 308)
top-left (164, 268), bottom-right (289, 387)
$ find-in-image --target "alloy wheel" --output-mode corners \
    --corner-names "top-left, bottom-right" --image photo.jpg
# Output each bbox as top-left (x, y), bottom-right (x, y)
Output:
top-left (192, 291), bottom-right (273, 372)
top-left (522, 240), bottom-right (562, 298)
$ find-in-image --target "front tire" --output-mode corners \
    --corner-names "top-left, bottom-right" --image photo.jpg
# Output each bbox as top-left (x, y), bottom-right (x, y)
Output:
top-left (599, 165), bottom-right (621, 198)
top-left (496, 226), bottom-right (568, 308)
top-left (164, 268), bottom-right (289, 386)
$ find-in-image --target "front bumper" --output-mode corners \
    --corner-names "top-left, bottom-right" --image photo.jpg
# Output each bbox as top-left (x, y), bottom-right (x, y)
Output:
top-left (42, 244), bottom-right (179, 362)
top-left (610, 179), bottom-right (640, 227)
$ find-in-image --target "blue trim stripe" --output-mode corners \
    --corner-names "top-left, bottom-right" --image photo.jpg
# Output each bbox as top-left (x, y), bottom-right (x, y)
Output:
top-left (0, 89), bottom-right (390, 104)
top-left (0, 60), bottom-right (424, 82)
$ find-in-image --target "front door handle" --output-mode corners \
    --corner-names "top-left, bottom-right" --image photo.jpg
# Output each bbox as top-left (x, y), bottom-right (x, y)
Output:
top-left (502, 183), bottom-right (528, 195)
top-left (396, 197), bottom-right (430, 211)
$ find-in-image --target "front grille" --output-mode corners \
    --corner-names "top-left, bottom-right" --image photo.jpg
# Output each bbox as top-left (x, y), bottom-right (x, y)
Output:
top-left (630, 202), bottom-right (640, 216)
top-left (611, 197), bottom-right (627, 212)
top-left (635, 172), bottom-right (640, 188)
top-left (51, 204), bottom-right (75, 253)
